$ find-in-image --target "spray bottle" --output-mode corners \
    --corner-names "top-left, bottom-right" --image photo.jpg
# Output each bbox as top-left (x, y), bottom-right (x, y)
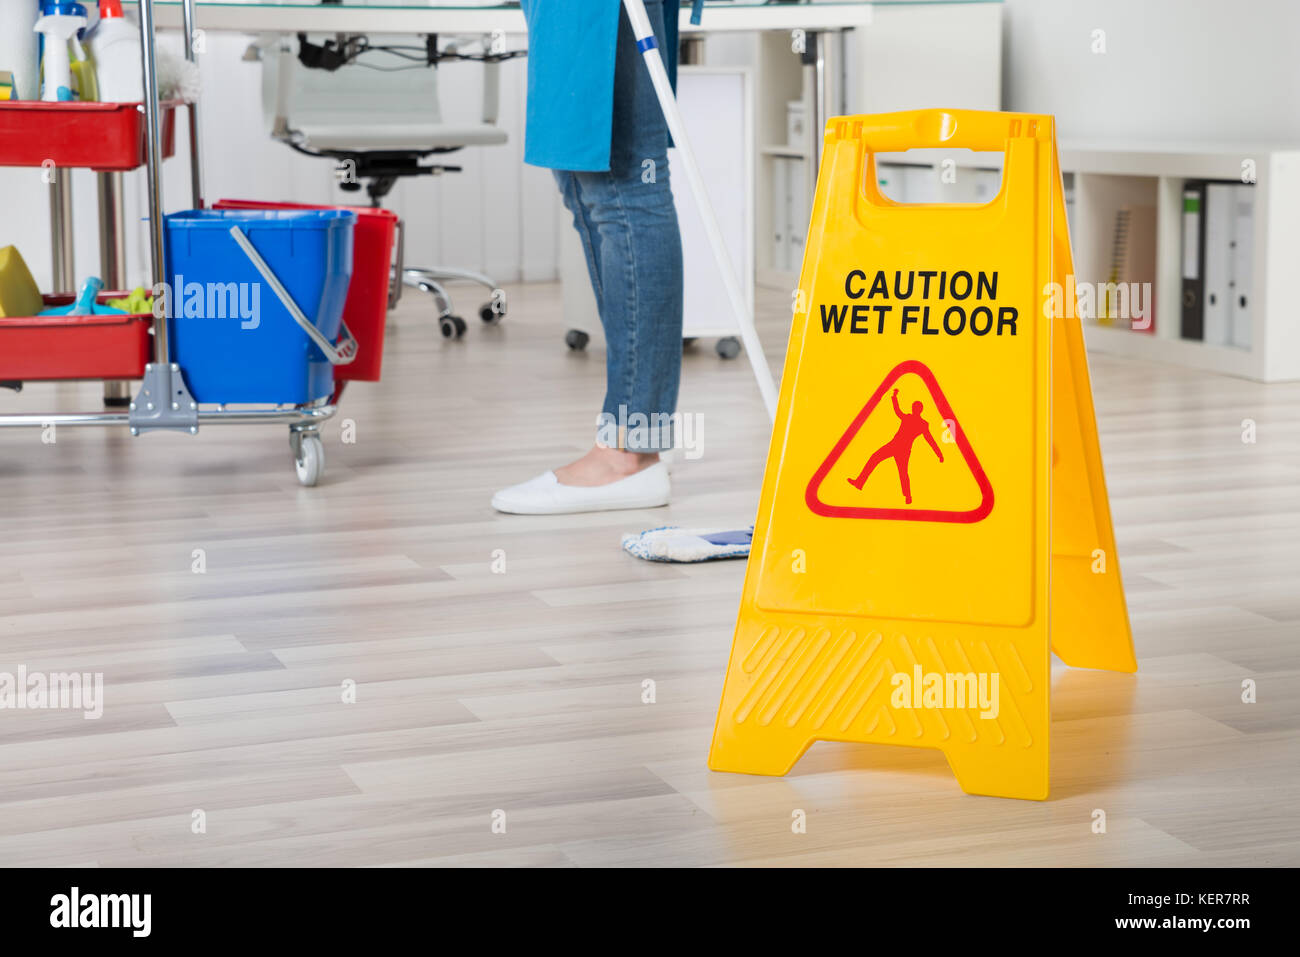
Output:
top-left (34, 1), bottom-right (88, 102)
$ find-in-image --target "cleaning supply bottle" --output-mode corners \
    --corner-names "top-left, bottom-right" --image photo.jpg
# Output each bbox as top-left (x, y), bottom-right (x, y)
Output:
top-left (0, 0), bottom-right (42, 99)
top-left (70, 27), bottom-right (98, 101)
top-left (34, 1), bottom-right (88, 102)
top-left (38, 276), bottom-right (126, 316)
top-left (90, 0), bottom-right (141, 102)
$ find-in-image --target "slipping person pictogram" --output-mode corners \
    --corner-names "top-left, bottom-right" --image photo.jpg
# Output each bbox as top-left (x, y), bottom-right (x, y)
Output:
top-left (847, 388), bottom-right (943, 503)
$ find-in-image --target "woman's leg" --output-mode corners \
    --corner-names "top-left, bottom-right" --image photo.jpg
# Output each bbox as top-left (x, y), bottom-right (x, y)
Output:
top-left (555, 0), bottom-right (683, 484)
top-left (491, 0), bottom-right (681, 510)
top-left (597, 0), bottom-right (682, 454)
top-left (553, 170), bottom-right (605, 312)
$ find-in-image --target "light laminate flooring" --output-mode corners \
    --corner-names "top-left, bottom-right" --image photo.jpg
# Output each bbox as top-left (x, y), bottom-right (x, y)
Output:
top-left (0, 281), bottom-right (1296, 866)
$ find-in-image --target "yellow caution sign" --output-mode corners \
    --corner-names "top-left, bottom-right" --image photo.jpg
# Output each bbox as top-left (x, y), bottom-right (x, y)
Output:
top-left (708, 110), bottom-right (1136, 800)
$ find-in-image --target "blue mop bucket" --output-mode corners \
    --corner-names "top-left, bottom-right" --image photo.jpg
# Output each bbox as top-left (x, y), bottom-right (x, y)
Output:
top-left (163, 208), bottom-right (357, 404)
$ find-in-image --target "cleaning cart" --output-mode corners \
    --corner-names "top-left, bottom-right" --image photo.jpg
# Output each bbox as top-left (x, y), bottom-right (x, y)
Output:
top-left (0, 0), bottom-right (353, 486)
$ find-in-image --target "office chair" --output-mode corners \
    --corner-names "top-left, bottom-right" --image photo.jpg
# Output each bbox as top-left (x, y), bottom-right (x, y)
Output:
top-left (258, 33), bottom-right (510, 338)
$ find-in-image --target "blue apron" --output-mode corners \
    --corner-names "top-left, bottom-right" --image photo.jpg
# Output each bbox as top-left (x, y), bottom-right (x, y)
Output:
top-left (519, 0), bottom-right (703, 171)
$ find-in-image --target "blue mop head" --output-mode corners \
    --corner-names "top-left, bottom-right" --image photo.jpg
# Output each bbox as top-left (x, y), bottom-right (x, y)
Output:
top-left (622, 525), bottom-right (753, 563)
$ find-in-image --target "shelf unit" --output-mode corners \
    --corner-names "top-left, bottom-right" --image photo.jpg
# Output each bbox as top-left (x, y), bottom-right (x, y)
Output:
top-left (1060, 143), bottom-right (1300, 382)
top-left (749, 29), bottom-right (812, 290)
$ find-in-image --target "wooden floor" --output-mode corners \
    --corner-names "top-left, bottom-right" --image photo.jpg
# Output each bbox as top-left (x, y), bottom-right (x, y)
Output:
top-left (0, 281), bottom-right (1296, 867)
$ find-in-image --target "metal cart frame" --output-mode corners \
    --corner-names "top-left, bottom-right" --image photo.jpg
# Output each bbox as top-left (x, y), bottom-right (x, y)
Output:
top-left (0, 0), bottom-right (339, 486)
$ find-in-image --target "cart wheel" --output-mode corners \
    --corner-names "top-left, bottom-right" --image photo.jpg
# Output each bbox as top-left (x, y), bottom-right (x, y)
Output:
top-left (294, 434), bottom-right (325, 487)
top-left (716, 336), bottom-right (742, 359)
top-left (682, 337), bottom-right (698, 347)
top-left (565, 329), bottom-right (589, 351)
top-left (480, 302), bottom-right (504, 325)
top-left (440, 314), bottom-right (467, 339)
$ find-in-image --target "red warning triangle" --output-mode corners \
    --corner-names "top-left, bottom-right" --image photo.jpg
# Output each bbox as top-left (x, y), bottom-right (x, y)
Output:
top-left (805, 359), bottom-right (994, 523)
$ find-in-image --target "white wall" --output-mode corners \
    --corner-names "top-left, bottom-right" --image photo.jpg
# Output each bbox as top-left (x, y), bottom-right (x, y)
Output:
top-left (0, 31), bottom-right (561, 295)
top-left (1001, 0), bottom-right (1300, 145)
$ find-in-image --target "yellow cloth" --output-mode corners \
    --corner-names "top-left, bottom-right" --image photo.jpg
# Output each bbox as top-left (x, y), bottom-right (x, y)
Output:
top-left (105, 287), bottom-right (153, 314)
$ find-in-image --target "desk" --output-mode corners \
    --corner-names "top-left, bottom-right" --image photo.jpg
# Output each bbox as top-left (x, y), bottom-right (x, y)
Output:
top-left (135, 1), bottom-right (878, 173)
top-left (141, 1), bottom-right (876, 35)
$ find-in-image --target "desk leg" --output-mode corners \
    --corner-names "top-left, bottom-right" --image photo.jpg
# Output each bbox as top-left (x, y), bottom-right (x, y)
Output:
top-left (805, 29), bottom-right (846, 195)
top-left (98, 171), bottom-right (133, 408)
top-left (680, 34), bottom-right (704, 66)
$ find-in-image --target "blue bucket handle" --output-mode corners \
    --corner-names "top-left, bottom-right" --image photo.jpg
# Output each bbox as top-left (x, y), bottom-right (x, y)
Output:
top-left (227, 225), bottom-right (358, 366)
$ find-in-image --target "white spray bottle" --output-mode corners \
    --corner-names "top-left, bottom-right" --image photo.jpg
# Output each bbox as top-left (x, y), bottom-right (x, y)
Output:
top-left (34, 1), bottom-right (88, 102)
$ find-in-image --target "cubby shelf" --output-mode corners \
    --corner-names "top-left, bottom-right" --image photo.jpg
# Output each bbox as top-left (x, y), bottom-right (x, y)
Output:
top-left (1060, 142), bottom-right (1300, 382)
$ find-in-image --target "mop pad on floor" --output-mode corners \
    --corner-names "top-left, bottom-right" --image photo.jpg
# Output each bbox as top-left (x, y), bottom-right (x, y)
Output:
top-left (622, 526), bottom-right (753, 563)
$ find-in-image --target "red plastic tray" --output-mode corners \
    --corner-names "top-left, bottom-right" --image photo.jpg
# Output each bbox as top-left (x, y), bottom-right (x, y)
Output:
top-left (0, 295), bottom-right (153, 381)
top-left (215, 199), bottom-right (397, 383)
top-left (0, 101), bottom-right (178, 172)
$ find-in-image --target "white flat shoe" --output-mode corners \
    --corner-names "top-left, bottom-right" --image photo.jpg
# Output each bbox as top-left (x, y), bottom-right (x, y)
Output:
top-left (492, 462), bottom-right (671, 515)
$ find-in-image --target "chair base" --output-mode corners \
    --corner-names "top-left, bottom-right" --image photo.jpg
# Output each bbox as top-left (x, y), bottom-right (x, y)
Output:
top-left (398, 266), bottom-right (507, 339)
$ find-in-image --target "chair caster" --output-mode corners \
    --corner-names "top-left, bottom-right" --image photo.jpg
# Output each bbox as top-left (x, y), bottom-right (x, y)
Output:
top-left (565, 329), bottom-right (589, 351)
top-left (480, 296), bottom-right (506, 325)
top-left (440, 314), bottom-right (467, 339)
top-left (716, 336), bottom-right (741, 359)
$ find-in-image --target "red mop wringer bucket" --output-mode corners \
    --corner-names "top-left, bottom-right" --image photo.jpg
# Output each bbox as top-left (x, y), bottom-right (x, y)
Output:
top-left (163, 208), bottom-right (356, 405)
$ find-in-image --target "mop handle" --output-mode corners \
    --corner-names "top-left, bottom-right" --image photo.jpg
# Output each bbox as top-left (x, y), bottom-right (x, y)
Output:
top-left (622, 0), bottom-right (779, 422)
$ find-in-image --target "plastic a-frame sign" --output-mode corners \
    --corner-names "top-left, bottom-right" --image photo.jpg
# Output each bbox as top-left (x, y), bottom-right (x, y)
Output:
top-left (708, 109), bottom-right (1137, 801)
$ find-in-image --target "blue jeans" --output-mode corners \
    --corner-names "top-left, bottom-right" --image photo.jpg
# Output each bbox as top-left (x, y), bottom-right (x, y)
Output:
top-left (553, 0), bottom-right (683, 453)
